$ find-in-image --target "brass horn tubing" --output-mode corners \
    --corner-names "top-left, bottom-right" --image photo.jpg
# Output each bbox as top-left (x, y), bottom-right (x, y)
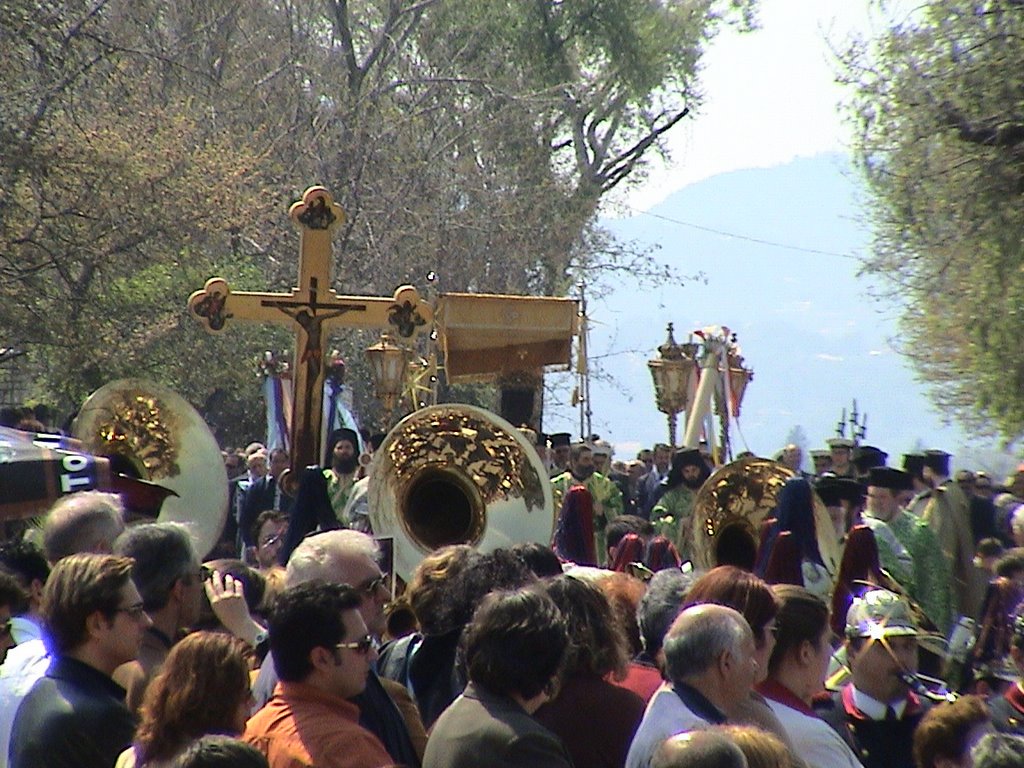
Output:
top-left (399, 464), bottom-right (486, 552)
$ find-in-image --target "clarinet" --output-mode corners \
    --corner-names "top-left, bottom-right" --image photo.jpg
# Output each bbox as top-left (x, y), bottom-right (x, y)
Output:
top-left (897, 670), bottom-right (957, 703)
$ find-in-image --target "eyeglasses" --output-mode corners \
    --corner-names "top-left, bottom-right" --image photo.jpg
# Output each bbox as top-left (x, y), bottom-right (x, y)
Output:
top-left (114, 603), bottom-right (148, 621)
top-left (335, 635), bottom-right (374, 655)
top-left (259, 533), bottom-right (282, 548)
top-left (357, 573), bottom-right (389, 597)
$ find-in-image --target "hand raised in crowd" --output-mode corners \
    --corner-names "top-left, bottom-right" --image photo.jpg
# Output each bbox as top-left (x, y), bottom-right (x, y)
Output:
top-left (203, 568), bottom-right (266, 648)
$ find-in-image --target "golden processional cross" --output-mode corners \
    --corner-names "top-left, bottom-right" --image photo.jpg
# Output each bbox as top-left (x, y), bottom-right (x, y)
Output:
top-left (188, 186), bottom-right (432, 475)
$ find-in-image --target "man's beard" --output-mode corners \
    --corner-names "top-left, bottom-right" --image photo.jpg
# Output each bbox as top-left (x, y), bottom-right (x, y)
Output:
top-left (572, 466), bottom-right (595, 481)
top-left (333, 455), bottom-right (359, 475)
top-left (682, 474), bottom-right (704, 490)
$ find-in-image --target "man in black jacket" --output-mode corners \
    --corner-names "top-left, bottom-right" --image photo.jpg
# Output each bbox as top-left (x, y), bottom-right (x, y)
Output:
top-left (9, 553), bottom-right (151, 768)
top-left (239, 448), bottom-right (294, 559)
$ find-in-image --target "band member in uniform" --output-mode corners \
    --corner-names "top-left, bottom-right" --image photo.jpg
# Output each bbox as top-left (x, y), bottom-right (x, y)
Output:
top-left (989, 613), bottom-right (1024, 736)
top-left (810, 449), bottom-right (832, 477)
top-left (827, 438), bottom-right (857, 479)
top-left (817, 588), bottom-right (936, 768)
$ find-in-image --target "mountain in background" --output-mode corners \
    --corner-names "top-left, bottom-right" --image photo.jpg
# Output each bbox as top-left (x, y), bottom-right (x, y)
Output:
top-left (542, 153), bottom-right (1017, 474)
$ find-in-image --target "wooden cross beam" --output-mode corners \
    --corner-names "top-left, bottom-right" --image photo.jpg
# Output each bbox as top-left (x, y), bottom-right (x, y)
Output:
top-left (188, 186), bottom-right (432, 474)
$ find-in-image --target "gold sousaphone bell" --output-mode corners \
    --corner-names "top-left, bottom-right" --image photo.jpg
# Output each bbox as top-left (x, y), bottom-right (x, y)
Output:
top-left (368, 404), bottom-right (555, 580)
top-left (73, 379), bottom-right (229, 558)
top-left (691, 456), bottom-right (841, 578)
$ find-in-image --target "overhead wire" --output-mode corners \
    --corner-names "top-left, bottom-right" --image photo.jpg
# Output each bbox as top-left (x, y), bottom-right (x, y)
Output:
top-left (620, 204), bottom-right (862, 261)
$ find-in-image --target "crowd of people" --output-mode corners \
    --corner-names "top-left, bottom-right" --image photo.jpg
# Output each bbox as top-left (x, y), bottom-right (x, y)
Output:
top-left (4, 413), bottom-right (1024, 767)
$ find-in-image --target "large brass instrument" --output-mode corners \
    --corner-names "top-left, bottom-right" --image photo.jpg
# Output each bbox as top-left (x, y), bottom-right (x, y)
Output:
top-left (691, 456), bottom-right (840, 578)
top-left (368, 404), bottom-right (554, 579)
top-left (72, 379), bottom-right (229, 557)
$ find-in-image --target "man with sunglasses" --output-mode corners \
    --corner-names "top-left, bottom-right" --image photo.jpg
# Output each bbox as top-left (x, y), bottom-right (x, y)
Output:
top-left (0, 491), bottom-right (126, 768)
top-left (253, 510), bottom-right (289, 571)
top-left (252, 530), bottom-right (424, 766)
top-left (9, 553), bottom-right (150, 768)
top-left (244, 581), bottom-right (393, 768)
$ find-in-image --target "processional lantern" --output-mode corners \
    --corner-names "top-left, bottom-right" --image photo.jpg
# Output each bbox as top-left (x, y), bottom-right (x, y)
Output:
top-left (647, 323), bottom-right (697, 448)
top-left (364, 334), bottom-right (408, 428)
top-left (722, 338), bottom-right (754, 419)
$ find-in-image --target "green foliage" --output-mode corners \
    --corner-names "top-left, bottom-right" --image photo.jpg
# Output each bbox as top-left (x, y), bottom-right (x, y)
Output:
top-left (840, 1), bottom-right (1024, 441)
top-left (1, 0), bottom-right (757, 444)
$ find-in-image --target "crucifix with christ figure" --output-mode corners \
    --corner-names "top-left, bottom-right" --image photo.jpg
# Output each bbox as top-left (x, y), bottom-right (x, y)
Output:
top-left (188, 186), bottom-right (432, 479)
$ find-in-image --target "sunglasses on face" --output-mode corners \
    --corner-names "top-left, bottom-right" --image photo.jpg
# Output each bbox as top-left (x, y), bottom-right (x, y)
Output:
top-left (335, 635), bottom-right (374, 655)
top-left (357, 573), bottom-right (389, 597)
top-left (259, 533), bottom-right (282, 548)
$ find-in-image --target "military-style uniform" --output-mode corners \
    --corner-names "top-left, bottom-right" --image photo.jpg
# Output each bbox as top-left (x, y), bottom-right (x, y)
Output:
top-left (990, 682), bottom-right (1024, 736)
top-left (826, 437), bottom-right (858, 479)
top-left (816, 686), bottom-right (932, 768)
top-left (819, 587), bottom-right (938, 768)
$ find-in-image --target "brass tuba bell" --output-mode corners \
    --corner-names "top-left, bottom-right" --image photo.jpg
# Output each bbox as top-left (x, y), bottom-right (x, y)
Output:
top-left (691, 456), bottom-right (840, 579)
top-left (73, 379), bottom-right (229, 558)
top-left (368, 404), bottom-right (554, 579)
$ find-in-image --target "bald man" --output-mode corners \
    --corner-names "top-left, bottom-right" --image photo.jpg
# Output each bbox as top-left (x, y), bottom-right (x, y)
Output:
top-left (626, 604), bottom-right (760, 768)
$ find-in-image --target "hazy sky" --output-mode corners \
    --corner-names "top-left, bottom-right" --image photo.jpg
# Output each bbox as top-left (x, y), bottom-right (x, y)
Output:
top-left (546, 2), bottom-right (1017, 466)
top-left (613, 1), bottom-right (909, 212)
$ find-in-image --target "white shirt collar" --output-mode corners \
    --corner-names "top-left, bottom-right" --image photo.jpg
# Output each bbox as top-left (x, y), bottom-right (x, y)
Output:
top-left (851, 685), bottom-right (907, 720)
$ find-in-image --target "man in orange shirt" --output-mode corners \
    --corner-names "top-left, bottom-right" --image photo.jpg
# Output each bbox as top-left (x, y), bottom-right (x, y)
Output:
top-left (245, 582), bottom-right (394, 768)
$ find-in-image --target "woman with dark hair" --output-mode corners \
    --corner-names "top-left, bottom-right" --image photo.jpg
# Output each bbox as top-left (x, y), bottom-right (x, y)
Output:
top-left (116, 631), bottom-right (253, 767)
top-left (511, 542), bottom-right (564, 578)
top-left (377, 544), bottom-right (477, 715)
top-left (379, 548), bottom-right (535, 730)
top-left (683, 566), bottom-right (793, 751)
top-left (534, 576), bottom-right (646, 768)
top-left (423, 587), bottom-right (571, 768)
top-left (757, 585), bottom-right (863, 768)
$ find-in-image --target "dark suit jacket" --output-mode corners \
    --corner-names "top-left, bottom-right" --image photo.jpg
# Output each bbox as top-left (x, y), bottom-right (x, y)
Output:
top-left (9, 656), bottom-right (136, 768)
top-left (239, 475), bottom-right (294, 547)
top-left (816, 684), bottom-right (932, 768)
top-left (423, 683), bottom-right (573, 768)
